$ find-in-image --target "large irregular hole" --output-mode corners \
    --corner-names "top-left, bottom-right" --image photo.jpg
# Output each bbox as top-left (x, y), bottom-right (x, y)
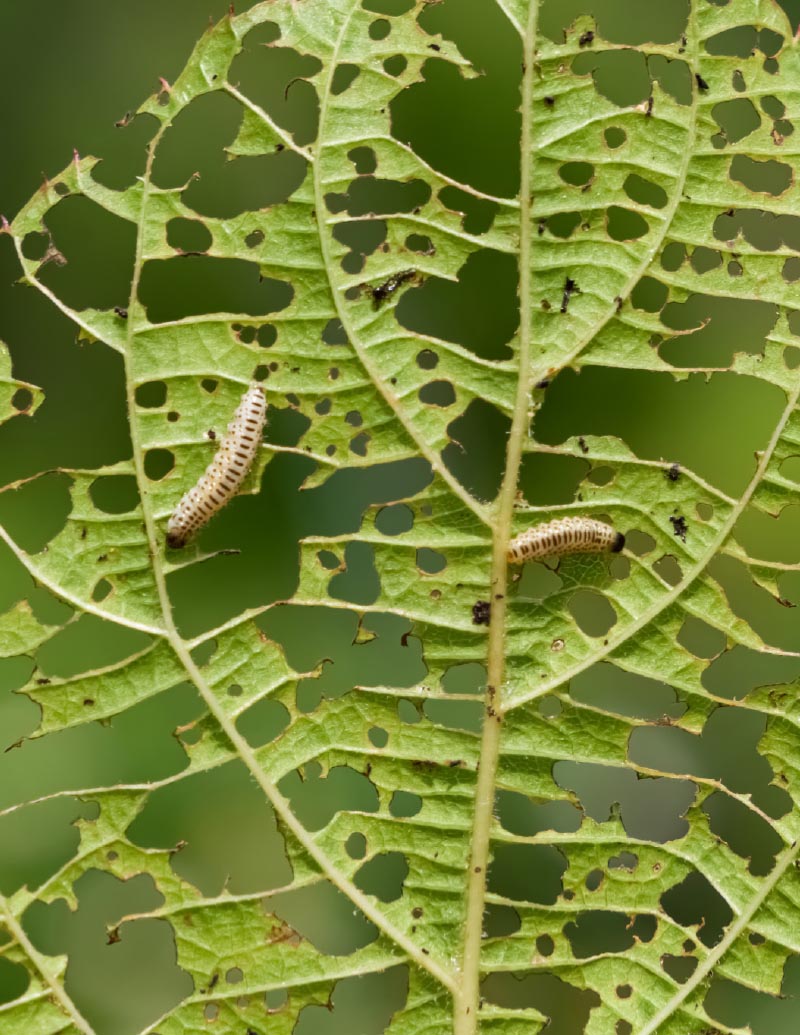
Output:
top-left (443, 398), bottom-right (511, 501)
top-left (555, 761), bottom-right (696, 843)
top-left (540, 0), bottom-right (689, 45)
top-left (572, 49), bottom-right (651, 107)
top-left (390, 0), bottom-right (522, 198)
top-left (354, 851), bottom-right (408, 903)
top-left (230, 40), bottom-right (322, 146)
top-left (568, 589), bottom-right (617, 637)
top-left (660, 870), bottom-right (734, 947)
top-left (398, 249), bottom-right (517, 362)
top-left (38, 195), bottom-right (136, 310)
top-left (270, 881), bottom-right (378, 955)
top-left (281, 764), bottom-right (379, 831)
top-left (127, 761), bottom-right (291, 895)
top-left (570, 663), bottom-right (685, 722)
top-left (730, 155), bottom-right (792, 197)
top-left (712, 98), bottom-right (761, 143)
top-left (535, 367), bottom-right (784, 497)
top-left (138, 256), bottom-right (293, 322)
top-left (294, 968), bottom-right (408, 1035)
top-left (659, 295), bottom-right (778, 368)
top-left (488, 844), bottom-right (568, 904)
top-left (483, 971), bottom-right (600, 1035)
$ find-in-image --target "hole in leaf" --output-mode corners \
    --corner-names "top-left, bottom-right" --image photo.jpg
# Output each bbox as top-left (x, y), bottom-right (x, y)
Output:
top-left (144, 450), bottom-right (174, 480)
top-left (89, 475), bottom-right (140, 514)
top-left (354, 851), bottom-right (408, 902)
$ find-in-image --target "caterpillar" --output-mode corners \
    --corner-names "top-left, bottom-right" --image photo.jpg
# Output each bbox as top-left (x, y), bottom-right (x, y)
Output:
top-left (507, 517), bottom-right (624, 564)
top-left (166, 383), bottom-right (267, 549)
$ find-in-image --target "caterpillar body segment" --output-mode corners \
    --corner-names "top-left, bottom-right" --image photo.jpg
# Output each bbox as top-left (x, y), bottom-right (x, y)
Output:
top-left (507, 517), bottom-right (624, 564)
top-left (166, 383), bottom-right (267, 549)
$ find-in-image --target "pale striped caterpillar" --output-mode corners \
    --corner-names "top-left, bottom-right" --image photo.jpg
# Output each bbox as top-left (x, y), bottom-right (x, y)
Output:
top-left (507, 517), bottom-right (624, 564)
top-left (166, 383), bottom-right (267, 549)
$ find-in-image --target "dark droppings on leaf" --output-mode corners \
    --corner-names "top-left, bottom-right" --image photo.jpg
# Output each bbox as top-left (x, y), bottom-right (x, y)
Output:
top-left (561, 277), bottom-right (578, 313)
top-left (696, 73), bottom-right (709, 91)
top-left (544, 95), bottom-right (555, 107)
top-left (670, 514), bottom-right (688, 541)
top-left (579, 30), bottom-right (595, 46)
top-left (665, 463), bottom-right (681, 482)
top-left (371, 269), bottom-right (416, 308)
top-left (577, 436), bottom-right (589, 454)
top-left (114, 306), bottom-right (128, 319)
top-left (472, 600), bottom-right (491, 626)
top-left (535, 378), bottom-right (551, 389)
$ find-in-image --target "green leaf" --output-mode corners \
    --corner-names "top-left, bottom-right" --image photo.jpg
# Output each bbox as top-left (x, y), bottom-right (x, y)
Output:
top-left (3, 1), bottom-right (800, 1033)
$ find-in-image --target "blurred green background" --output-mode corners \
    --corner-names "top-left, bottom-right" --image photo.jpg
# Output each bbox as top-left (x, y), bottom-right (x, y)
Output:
top-left (2, 1), bottom-right (800, 1032)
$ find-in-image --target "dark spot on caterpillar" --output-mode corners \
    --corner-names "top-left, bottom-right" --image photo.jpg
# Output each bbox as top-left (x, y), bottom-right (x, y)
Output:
top-left (114, 307), bottom-right (128, 319)
top-left (612, 532), bottom-right (626, 552)
top-left (560, 277), bottom-right (578, 313)
top-left (472, 600), bottom-right (491, 625)
top-left (695, 73), bottom-right (709, 92)
top-left (579, 30), bottom-right (594, 46)
top-left (372, 269), bottom-right (416, 308)
top-left (578, 436), bottom-right (589, 454)
top-left (665, 463), bottom-right (680, 482)
top-left (544, 96), bottom-right (555, 107)
top-left (670, 515), bottom-right (688, 541)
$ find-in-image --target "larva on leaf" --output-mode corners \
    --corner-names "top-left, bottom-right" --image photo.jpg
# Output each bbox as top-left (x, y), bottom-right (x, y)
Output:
top-left (166, 383), bottom-right (267, 549)
top-left (507, 517), bottom-right (624, 564)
